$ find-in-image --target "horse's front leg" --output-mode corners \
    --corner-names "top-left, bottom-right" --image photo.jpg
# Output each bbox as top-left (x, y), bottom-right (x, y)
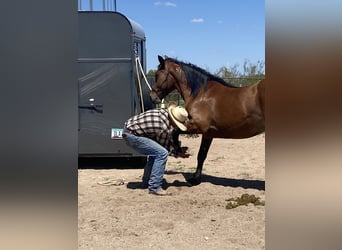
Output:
top-left (187, 136), bottom-right (213, 186)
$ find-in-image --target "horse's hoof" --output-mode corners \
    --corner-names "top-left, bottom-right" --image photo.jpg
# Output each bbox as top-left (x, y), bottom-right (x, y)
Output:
top-left (187, 177), bottom-right (201, 186)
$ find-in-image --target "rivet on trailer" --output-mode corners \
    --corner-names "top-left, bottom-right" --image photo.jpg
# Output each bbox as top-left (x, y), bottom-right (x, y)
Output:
top-left (78, 0), bottom-right (154, 165)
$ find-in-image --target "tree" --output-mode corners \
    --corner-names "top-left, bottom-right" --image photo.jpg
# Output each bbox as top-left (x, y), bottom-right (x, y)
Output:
top-left (216, 63), bottom-right (240, 79)
top-left (215, 59), bottom-right (265, 87)
top-left (242, 59), bottom-right (265, 77)
top-left (146, 69), bottom-right (157, 77)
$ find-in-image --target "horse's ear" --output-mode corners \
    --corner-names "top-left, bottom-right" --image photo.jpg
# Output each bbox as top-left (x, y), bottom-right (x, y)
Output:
top-left (158, 55), bottom-right (165, 68)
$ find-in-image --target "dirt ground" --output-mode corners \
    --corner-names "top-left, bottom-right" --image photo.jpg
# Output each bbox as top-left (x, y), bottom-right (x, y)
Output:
top-left (78, 133), bottom-right (265, 249)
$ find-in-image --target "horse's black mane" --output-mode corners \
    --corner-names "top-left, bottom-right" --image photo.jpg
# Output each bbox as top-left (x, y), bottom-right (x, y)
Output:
top-left (166, 57), bottom-right (237, 97)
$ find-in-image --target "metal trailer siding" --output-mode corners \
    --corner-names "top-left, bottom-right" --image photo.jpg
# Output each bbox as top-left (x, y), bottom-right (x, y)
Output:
top-left (78, 11), bottom-right (149, 157)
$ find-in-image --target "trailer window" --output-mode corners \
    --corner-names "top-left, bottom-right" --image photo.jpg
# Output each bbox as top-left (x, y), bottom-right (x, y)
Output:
top-left (134, 41), bottom-right (144, 67)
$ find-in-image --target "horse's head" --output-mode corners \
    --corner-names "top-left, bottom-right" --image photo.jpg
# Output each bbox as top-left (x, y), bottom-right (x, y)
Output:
top-left (150, 55), bottom-right (180, 104)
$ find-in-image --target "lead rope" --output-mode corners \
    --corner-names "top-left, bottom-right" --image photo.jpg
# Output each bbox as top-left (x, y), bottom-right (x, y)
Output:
top-left (136, 56), bottom-right (152, 91)
top-left (134, 56), bottom-right (145, 112)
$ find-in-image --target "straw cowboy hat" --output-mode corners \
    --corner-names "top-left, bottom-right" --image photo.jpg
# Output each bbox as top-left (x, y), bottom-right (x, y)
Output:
top-left (168, 104), bottom-right (189, 131)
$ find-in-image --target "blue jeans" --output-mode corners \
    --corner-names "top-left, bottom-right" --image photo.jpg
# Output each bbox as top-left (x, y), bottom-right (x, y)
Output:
top-left (123, 132), bottom-right (168, 192)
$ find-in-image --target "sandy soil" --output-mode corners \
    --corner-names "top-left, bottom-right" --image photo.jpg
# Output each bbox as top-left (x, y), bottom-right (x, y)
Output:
top-left (78, 133), bottom-right (265, 249)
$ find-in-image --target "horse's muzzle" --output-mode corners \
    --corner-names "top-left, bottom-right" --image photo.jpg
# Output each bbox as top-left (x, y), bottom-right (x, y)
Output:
top-left (150, 91), bottom-right (162, 104)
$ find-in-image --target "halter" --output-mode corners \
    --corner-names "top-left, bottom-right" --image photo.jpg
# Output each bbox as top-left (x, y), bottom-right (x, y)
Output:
top-left (153, 60), bottom-right (185, 100)
top-left (154, 71), bottom-right (172, 98)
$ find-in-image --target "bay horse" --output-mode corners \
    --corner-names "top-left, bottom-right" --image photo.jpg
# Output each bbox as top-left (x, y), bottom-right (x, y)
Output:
top-left (150, 55), bottom-right (265, 186)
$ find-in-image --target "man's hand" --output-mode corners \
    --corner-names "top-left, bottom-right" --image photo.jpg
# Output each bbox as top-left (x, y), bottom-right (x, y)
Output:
top-left (170, 146), bottom-right (190, 158)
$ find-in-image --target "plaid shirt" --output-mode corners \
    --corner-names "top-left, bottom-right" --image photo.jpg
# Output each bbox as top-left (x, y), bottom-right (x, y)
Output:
top-left (124, 108), bottom-right (174, 151)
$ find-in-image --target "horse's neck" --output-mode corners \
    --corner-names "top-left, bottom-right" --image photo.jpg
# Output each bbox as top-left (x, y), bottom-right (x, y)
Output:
top-left (168, 67), bottom-right (191, 104)
top-left (175, 78), bottom-right (193, 104)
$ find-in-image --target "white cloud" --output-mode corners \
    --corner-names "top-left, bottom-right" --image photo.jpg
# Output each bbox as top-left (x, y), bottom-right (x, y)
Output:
top-left (154, 1), bottom-right (177, 7)
top-left (191, 18), bottom-right (204, 23)
top-left (165, 2), bottom-right (177, 7)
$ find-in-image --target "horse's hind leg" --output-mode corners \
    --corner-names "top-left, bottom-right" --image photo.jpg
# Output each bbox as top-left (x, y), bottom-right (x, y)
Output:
top-left (187, 136), bottom-right (213, 186)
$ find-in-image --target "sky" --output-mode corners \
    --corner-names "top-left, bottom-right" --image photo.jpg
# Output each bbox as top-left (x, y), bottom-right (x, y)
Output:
top-left (79, 0), bottom-right (265, 73)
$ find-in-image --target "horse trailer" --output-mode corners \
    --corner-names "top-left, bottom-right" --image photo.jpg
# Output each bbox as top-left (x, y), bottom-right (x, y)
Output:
top-left (78, 8), bottom-right (154, 158)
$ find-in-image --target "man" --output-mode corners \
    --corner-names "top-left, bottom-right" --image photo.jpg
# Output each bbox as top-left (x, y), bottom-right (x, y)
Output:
top-left (123, 104), bottom-right (189, 196)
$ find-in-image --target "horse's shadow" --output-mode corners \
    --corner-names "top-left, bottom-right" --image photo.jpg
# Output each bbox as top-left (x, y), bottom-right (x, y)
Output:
top-left (164, 170), bottom-right (265, 191)
top-left (126, 171), bottom-right (265, 191)
top-left (127, 171), bottom-right (265, 190)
